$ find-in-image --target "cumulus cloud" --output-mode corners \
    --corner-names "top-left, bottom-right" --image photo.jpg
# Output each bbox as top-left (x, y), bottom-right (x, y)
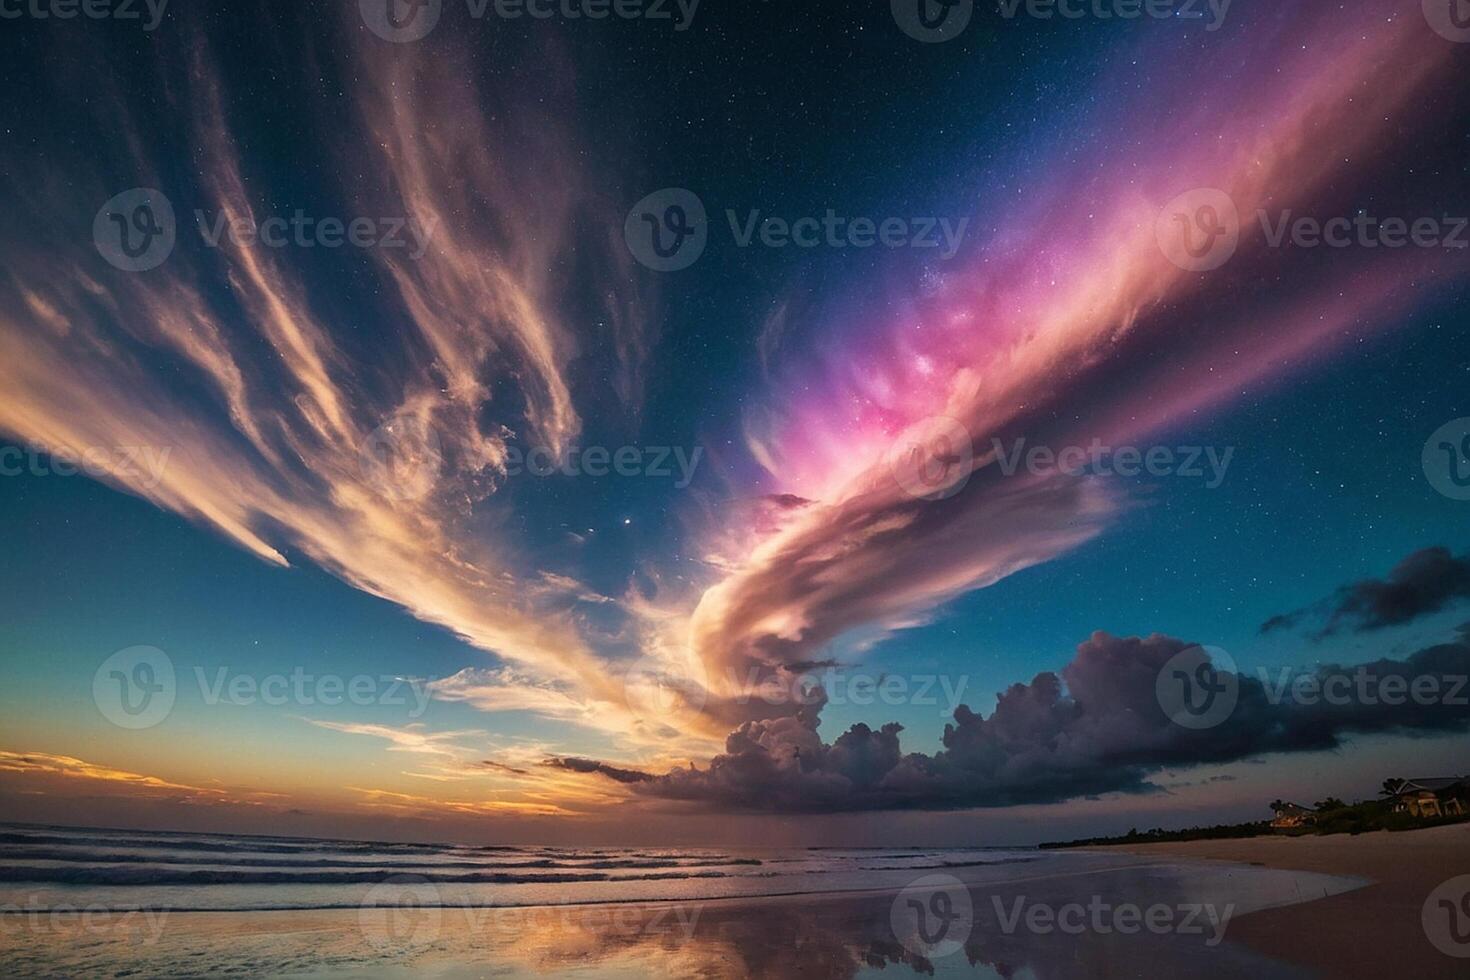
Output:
top-left (561, 631), bottom-right (1470, 813)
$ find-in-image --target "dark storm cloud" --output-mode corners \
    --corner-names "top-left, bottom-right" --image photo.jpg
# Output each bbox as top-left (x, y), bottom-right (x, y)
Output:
top-left (544, 757), bottom-right (654, 784)
top-left (1261, 547), bottom-right (1470, 638)
top-left (564, 632), bottom-right (1470, 813)
top-left (477, 760), bottom-right (530, 776)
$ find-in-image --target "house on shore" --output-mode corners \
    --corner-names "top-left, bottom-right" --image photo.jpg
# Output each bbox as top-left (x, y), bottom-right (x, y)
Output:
top-left (1389, 777), bottom-right (1470, 819)
top-left (1269, 802), bottom-right (1318, 831)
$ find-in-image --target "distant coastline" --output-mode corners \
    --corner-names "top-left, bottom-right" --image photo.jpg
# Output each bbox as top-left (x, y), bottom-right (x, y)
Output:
top-left (1042, 803), bottom-right (1470, 850)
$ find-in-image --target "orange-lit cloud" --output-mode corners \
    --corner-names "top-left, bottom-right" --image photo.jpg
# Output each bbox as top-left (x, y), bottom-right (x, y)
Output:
top-left (0, 750), bottom-right (280, 807)
top-left (0, 26), bottom-right (662, 761)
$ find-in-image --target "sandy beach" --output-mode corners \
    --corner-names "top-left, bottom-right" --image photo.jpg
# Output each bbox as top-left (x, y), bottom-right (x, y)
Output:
top-left (1111, 822), bottom-right (1470, 979)
top-left (0, 842), bottom-right (1369, 979)
top-left (5, 822), bottom-right (1467, 977)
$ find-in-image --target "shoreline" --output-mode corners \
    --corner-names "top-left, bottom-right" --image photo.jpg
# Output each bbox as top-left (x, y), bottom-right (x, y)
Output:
top-left (0, 848), bottom-right (1357, 979)
top-left (1104, 821), bottom-right (1470, 979)
top-left (3, 835), bottom-right (1456, 977)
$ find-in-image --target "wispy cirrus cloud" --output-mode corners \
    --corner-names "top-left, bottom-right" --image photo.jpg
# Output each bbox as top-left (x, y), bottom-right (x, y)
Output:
top-left (303, 720), bottom-right (486, 758)
top-left (0, 17), bottom-right (663, 754)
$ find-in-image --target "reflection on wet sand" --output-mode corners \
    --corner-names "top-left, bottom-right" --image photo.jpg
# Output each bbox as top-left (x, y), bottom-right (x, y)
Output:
top-left (0, 858), bottom-right (1360, 978)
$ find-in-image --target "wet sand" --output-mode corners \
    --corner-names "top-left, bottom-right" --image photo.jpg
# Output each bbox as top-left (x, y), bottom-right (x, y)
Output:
top-left (0, 849), bottom-right (1365, 978)
top-left (1110, 821), bottom-right (1470, 979)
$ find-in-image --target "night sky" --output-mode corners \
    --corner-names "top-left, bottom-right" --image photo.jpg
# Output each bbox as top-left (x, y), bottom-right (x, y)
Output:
top-left (0, 0), bottom-right (1468, 845)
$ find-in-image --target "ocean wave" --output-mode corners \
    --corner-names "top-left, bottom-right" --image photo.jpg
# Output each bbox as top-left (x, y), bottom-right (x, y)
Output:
top-left (0, 865), bottom-right (739, 886)
top-left (855, 857), bottom-right (1039, 871)
top-left (0, 832), bottom-right (473, 857)
top-left (0, 847), bottom-right (760, 873)
top-left (0, 829), bottom-right (529, 857)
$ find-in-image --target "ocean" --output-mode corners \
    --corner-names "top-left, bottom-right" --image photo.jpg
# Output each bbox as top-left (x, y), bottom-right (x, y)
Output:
top-left (0, 822), bottom-right (1367, 978)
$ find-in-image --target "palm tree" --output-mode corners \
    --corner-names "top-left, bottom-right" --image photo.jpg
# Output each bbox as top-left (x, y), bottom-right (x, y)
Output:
top-left (1380, 778), bottom-right (1405, 798)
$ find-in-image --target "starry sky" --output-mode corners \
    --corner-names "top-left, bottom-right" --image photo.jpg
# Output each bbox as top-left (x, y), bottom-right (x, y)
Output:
top-left (0, 0), bottom-right (1468, 845)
